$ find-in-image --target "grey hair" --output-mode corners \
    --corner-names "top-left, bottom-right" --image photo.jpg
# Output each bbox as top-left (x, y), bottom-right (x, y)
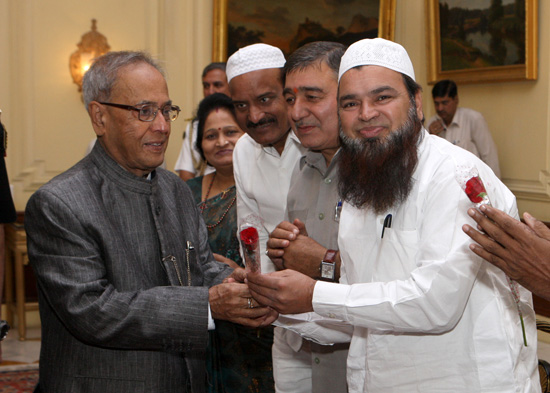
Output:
top-left (82, 51), bottom-right (164, 109)
top-left (283, 41), bottom-right (345, 81)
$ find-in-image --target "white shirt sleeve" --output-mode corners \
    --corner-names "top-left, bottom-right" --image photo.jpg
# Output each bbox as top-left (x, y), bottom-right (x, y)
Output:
top-left (175, 120), bottom-right (216, 176)
top-left (273, 311), bottom-right (353, 345)
top-left (207, 303), bottom-right (215, 330)
top-left (174, 121), bottom-right (194, 173)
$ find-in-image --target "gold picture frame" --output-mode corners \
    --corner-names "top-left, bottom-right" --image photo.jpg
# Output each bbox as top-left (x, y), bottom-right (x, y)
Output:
top-left (212, 0), bottom-right (396, 61)
top-left (426, 0), bottom-right (538, 84)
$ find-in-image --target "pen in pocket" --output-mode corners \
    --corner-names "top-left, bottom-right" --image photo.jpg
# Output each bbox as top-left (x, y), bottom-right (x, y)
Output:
top-left (381, 214), bottom-right (392, 238)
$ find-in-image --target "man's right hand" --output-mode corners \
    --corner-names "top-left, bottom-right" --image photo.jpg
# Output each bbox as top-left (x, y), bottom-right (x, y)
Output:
top-left (266, 220), bottom-right (301, 269)
top-left (428, 120), bottom-right (445, 136)
top-left (247, 270), bottom-right (316, 315)
top-left (209, 282), bottom-right (278, 328)
top-left (463, 205), bottom-right (550, 301)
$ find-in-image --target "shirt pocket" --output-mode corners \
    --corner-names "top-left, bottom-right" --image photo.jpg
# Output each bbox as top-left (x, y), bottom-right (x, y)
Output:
top-left (373, 227), bottom-right (419, 281)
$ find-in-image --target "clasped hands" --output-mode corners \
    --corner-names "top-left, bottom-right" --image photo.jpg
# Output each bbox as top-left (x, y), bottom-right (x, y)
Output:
top-left (265, 219), bottom-right (328, 278)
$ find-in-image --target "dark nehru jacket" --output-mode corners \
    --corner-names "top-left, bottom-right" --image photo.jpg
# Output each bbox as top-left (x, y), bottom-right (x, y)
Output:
top-left (25, 141), bottom-right (232, 393)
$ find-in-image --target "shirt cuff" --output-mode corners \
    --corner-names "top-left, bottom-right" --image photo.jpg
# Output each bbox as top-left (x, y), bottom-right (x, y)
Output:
top-left (208, 303), bottom-right (216, 330)
top-left (313, 280), bottom-right (351, 320)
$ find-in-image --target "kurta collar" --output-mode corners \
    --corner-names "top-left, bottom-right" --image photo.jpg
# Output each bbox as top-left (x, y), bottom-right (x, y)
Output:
top-left (89, 140), bottom-right (157, 194)
top-left (436, 109), bottom-right (460, 128)
top-left (260, 129), bottom-right (301, 158)
top-left (300, 147), bottom-right (341, 177)
top-left (412, 128), bottom-right (429, 181)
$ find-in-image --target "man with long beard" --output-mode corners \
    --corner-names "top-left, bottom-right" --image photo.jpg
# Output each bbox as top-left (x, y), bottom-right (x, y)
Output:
top-left (247, 38), bottom-right (540, 392)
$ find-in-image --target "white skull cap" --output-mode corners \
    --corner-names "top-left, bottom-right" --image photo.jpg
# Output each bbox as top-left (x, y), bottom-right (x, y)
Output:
top-left (226, 43), bottom-right (286, 83)
top-left (338, 38), bottom-right (415, 82)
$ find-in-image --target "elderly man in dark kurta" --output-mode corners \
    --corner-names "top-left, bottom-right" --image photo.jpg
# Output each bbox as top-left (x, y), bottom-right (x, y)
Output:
top-left (25, 51), bottom-right (276, 393)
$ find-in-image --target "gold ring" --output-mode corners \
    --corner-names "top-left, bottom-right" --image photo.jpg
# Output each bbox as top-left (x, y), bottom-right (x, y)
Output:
top-left (247, 298), bottom-right (254, 309)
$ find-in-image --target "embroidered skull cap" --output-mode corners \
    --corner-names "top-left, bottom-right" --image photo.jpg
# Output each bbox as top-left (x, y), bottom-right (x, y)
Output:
top-left (226, 43), bottom-right (286, 83)
top-left (338, 38), bottom-right (415, 82)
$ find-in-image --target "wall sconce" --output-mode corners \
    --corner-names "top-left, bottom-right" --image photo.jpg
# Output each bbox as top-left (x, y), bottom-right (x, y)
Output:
top-left (69, 19), bottom-right (110, 92)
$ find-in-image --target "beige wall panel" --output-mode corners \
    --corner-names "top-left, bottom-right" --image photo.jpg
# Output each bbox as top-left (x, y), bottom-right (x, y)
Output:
top-left (159, 0), bottom-right (214, 174)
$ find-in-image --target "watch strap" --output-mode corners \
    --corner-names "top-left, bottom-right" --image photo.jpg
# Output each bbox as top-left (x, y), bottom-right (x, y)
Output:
top-left (323, 249), bottom-right (337, 263)
top-left (320, 249), bottom-right (337, 281)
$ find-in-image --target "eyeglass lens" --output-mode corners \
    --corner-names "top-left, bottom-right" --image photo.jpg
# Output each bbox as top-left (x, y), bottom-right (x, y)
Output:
top-left (139, 105), bottom-right (179, 122)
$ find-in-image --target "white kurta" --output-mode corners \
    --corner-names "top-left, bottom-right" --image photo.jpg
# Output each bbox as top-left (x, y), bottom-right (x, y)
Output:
top-left (232, 131), bottom-right (305, 272)
top-left (281, 130), bottom-right (539, 392)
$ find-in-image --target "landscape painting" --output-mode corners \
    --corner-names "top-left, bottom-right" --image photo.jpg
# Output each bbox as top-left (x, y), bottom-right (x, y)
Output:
top-left (212, 0), bottom-right (395, 60)
top-left (426, 0), bottom-right (537, 84)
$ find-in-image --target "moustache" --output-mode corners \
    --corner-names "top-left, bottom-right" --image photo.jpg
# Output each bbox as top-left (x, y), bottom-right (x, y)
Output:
top-left (246, 116), bottom-right (276, 130)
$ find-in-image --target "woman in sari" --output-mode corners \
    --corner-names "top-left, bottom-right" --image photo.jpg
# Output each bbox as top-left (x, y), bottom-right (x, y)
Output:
top-left (186, 93), bottom-right (274, 393)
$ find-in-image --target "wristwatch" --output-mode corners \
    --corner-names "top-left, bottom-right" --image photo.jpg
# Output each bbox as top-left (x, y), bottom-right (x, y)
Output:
top-left (320, 249), bottom-right (337, 281)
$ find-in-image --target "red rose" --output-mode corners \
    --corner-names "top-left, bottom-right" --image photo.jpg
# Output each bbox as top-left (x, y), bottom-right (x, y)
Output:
top-left (465, 176), bottom-right (486, 203)
top-left (240, 227), bottom-right (259, 248)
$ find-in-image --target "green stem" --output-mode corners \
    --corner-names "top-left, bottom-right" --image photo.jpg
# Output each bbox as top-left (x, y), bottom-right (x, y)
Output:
top-left (520, 314), bottom-right (527, 347)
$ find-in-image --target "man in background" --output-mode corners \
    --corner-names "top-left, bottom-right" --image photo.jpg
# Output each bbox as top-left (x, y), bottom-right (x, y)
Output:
top-left (175, 62), bottom-right (230, 181)
top-left (265, 41), bottom-right (348, 393)
top-left (427, 79), bottom-right (500, 177)
top-left (25, 51), bottom-right (275, 392)
top-left (248, 38), bottom-right (538, 392)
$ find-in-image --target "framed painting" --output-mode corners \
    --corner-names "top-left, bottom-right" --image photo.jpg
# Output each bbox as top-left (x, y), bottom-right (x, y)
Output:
top-left (212, 0), bottom-right (396, 61)
top-left (426, 0), bottom-right (538, 84)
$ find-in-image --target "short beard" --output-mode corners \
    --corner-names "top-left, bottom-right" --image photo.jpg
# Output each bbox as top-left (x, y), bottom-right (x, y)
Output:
top-left (338, 103), bottom-right (422, 214)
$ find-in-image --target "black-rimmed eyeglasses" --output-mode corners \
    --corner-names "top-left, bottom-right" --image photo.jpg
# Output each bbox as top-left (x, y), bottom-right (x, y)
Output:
top-left (99, 102), bottom-right (181, 122)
